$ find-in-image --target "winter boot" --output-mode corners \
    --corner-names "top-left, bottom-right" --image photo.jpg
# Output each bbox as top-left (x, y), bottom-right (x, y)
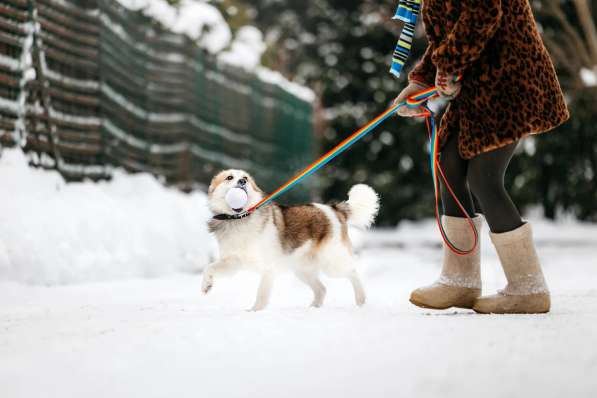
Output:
top-left (410, 215), bottom-right (483, 310)
top-left (473, 223), bottom-right (550, 314)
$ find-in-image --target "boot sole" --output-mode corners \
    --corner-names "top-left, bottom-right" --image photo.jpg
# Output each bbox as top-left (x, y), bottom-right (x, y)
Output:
top-left (409, 297), bottom-right (474, 311)
top-left (473, 307), bottom-right (550, 314)
top-left (473, 293), bottom-right (551, 314)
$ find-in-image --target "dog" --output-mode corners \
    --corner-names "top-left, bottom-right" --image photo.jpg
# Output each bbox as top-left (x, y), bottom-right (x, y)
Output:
top-left (202, 169), bottom-right (379, 311)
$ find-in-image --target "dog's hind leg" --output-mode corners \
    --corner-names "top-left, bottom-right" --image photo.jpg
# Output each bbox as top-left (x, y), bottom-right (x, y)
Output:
top-left (201, 256), bottom-right (241, 294)
top-left (295, 270), bottom-right (327, 308)
top-left (249, 272), bottom-right (273, 312)
top-left (348, 269), bottom-right (366, 307)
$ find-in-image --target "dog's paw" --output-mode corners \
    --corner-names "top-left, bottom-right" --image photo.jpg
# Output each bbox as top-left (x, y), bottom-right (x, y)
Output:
top-left (356, 295), bottom-right (367, 307)
top-left (201, 273), bottom-right (213, 295)
top-left (310, 300), bottom-right (324, 309)
top-left (247, 304), bottom-right (266, 312)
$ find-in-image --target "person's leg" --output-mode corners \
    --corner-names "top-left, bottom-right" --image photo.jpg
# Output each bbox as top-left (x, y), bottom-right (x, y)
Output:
top-left (467, 142), bottom-right (550, 314)
top-left (466, 142), bottom-right (523, 233)
top-left (409, 133), bottom-right (483, 310)
top-left (439, 132), bottom-right (475, 217)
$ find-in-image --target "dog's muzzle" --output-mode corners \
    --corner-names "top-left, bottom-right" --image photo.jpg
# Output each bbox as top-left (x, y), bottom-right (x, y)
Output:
top-left (232, 182), bottom-right (248, 213)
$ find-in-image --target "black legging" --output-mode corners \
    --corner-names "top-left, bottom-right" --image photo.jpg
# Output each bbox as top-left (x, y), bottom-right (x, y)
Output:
top-left (439, 132), bottom-right (524, 233)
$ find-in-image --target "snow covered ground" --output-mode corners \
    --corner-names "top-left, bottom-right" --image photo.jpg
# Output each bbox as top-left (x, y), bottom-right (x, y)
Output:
top-left (1, 150), bottom-right (597, 397)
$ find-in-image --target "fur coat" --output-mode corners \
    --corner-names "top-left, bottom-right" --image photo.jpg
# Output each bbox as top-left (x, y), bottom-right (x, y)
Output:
top-left (408, 0), bottom-right (569, 159)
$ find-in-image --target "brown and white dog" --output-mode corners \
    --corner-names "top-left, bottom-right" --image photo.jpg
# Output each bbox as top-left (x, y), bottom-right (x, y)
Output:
top-left (202, 169), bottom-right (379, 311)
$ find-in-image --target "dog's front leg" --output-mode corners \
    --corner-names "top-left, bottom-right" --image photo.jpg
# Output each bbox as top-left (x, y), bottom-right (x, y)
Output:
top-left (248, 273), bottom-right (273, 312)
top-left (201, 256), bottom-right (241, 294)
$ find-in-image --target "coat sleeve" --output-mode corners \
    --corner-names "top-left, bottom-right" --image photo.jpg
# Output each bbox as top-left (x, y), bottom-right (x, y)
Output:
top-left (431, 0), bottom-right (503, 76)
top-left (408, 44), bottom-right (436, 87)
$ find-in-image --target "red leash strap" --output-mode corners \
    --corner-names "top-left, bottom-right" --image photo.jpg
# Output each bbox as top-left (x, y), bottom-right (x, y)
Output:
top-left (419, 105), bottom-right (478, 256)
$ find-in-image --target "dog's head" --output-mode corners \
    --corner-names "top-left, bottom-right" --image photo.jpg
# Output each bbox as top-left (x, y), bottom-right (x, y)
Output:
top-left (208, 169), bottom-right (264, 215)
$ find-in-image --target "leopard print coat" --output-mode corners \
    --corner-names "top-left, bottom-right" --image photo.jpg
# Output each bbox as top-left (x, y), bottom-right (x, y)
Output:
top-left (408, 0), bottom-right (569, 159)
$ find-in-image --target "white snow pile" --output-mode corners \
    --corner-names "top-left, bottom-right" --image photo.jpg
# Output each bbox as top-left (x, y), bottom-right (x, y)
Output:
top-left (116, 0), bottom-right (231, 53)
top-left (219, 26), bottom-right (267, 70)
top-left (115, 0), bottom-right (315, 101)
top-left (0, 149), bottom-right (215, 285)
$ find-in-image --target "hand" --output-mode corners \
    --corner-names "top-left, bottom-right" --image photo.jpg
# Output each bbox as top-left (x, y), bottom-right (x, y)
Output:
top-left (394, 82), bottom-right (430, 117)
top-left (435, 70), bottom-right (461, 99)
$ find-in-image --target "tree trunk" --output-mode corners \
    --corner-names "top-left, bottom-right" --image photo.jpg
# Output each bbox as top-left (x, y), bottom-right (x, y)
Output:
top-left (572, 0), bottom-right (597, 67)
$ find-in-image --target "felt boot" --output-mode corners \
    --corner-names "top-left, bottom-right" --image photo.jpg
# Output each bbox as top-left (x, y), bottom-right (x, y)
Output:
top-left (474, 223), bottom-right (550, 314)
top-left (410, 215), bottom-right (483, 310)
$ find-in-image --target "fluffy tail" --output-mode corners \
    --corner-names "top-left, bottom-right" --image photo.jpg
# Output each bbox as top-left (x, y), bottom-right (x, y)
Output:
top-left (345, 184), bottom-right (379, 229)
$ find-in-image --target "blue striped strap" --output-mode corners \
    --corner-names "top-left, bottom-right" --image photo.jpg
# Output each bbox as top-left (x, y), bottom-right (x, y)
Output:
top-left (389, 0), bottom-right (421, 78)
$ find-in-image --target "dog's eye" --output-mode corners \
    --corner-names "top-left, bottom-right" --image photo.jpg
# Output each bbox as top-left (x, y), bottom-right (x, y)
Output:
top-left (226, 176), bottom-right (233, 181)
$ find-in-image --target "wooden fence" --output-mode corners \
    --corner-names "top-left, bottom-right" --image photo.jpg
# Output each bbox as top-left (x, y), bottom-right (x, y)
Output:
top-left (0, 0), bottom-right (314, 198)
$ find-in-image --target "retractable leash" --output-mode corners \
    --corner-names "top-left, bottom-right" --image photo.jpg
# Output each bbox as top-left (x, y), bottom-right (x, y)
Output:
top-left (238, 79), bottom-right (478, 256)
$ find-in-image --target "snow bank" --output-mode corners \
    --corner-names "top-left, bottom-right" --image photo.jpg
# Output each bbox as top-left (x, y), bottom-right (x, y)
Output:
top-left (0, 149), bottom-right (215, 285)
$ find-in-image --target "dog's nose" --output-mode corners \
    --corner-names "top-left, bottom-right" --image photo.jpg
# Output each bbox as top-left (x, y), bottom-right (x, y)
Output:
top-left (238, 178), bottom-right (247, 186)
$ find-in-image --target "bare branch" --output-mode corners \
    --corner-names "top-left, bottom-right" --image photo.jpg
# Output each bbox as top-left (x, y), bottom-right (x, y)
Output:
top-left (572, 0), bottom-right (597, 66)
top-left (541, 0), bottom-right (593, 67)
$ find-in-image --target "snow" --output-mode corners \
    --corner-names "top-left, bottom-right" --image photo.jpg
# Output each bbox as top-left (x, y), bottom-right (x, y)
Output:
top-left (580, 67), bottom-right (597, 87)
top-left (219, 26), bottom-right (267, 70)
top-left (102, 118), bottom-right (252, 168)
top-left (115, 0), bottom-right (232, 53)
top-left (0, 97), bottom-right (20, 115)
top-left (0, 149), bottom-right (214, 285)
top-left (0, 53), bottom-right (22, 71)
top-left (108, 0), bottom-right (314, 101)
top-left (98, 1), bottom-right (314, 101)
top-left (111, 0), bottom-right (315, 102)
top-left (256, 66), bottom-right (317, 102)
top-left (1, 149), bottom-right (597, 396)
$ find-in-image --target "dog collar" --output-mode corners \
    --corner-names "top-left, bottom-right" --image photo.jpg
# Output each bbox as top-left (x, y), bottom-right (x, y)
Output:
top-left (212, 212), bottom-right (251, 221)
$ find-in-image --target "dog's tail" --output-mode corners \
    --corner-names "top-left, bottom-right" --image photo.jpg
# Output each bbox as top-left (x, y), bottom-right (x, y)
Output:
top-left (344, 184), bottom-right (379, 229)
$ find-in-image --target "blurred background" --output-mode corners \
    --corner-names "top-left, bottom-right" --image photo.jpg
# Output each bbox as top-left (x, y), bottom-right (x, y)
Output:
top-left (251, 0), bottom-right (597, 224)
top-left (0, 0), bottom-right (595, 225)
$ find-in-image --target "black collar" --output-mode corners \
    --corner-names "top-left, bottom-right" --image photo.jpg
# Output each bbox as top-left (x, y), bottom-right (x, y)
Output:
top-left (212, 212), bottom-right (251, 221)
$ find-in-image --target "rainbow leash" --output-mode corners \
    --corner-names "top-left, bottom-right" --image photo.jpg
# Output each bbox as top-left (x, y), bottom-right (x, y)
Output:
top-left (247, 104), bottom-right (400, 212)
top-left (247, 86), bottom-right (440, 212)
top-left (246, 81), bottom-right (478, 255)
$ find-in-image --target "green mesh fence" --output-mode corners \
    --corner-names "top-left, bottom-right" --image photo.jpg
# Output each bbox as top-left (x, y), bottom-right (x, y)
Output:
top-left (0, 0), bottom-right (314, 202)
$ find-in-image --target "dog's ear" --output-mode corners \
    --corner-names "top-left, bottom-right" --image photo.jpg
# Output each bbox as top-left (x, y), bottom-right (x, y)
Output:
top-left (247, 174), bottom-right (264, 193)
top-left (208, 171), bottom-right (228, 195)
